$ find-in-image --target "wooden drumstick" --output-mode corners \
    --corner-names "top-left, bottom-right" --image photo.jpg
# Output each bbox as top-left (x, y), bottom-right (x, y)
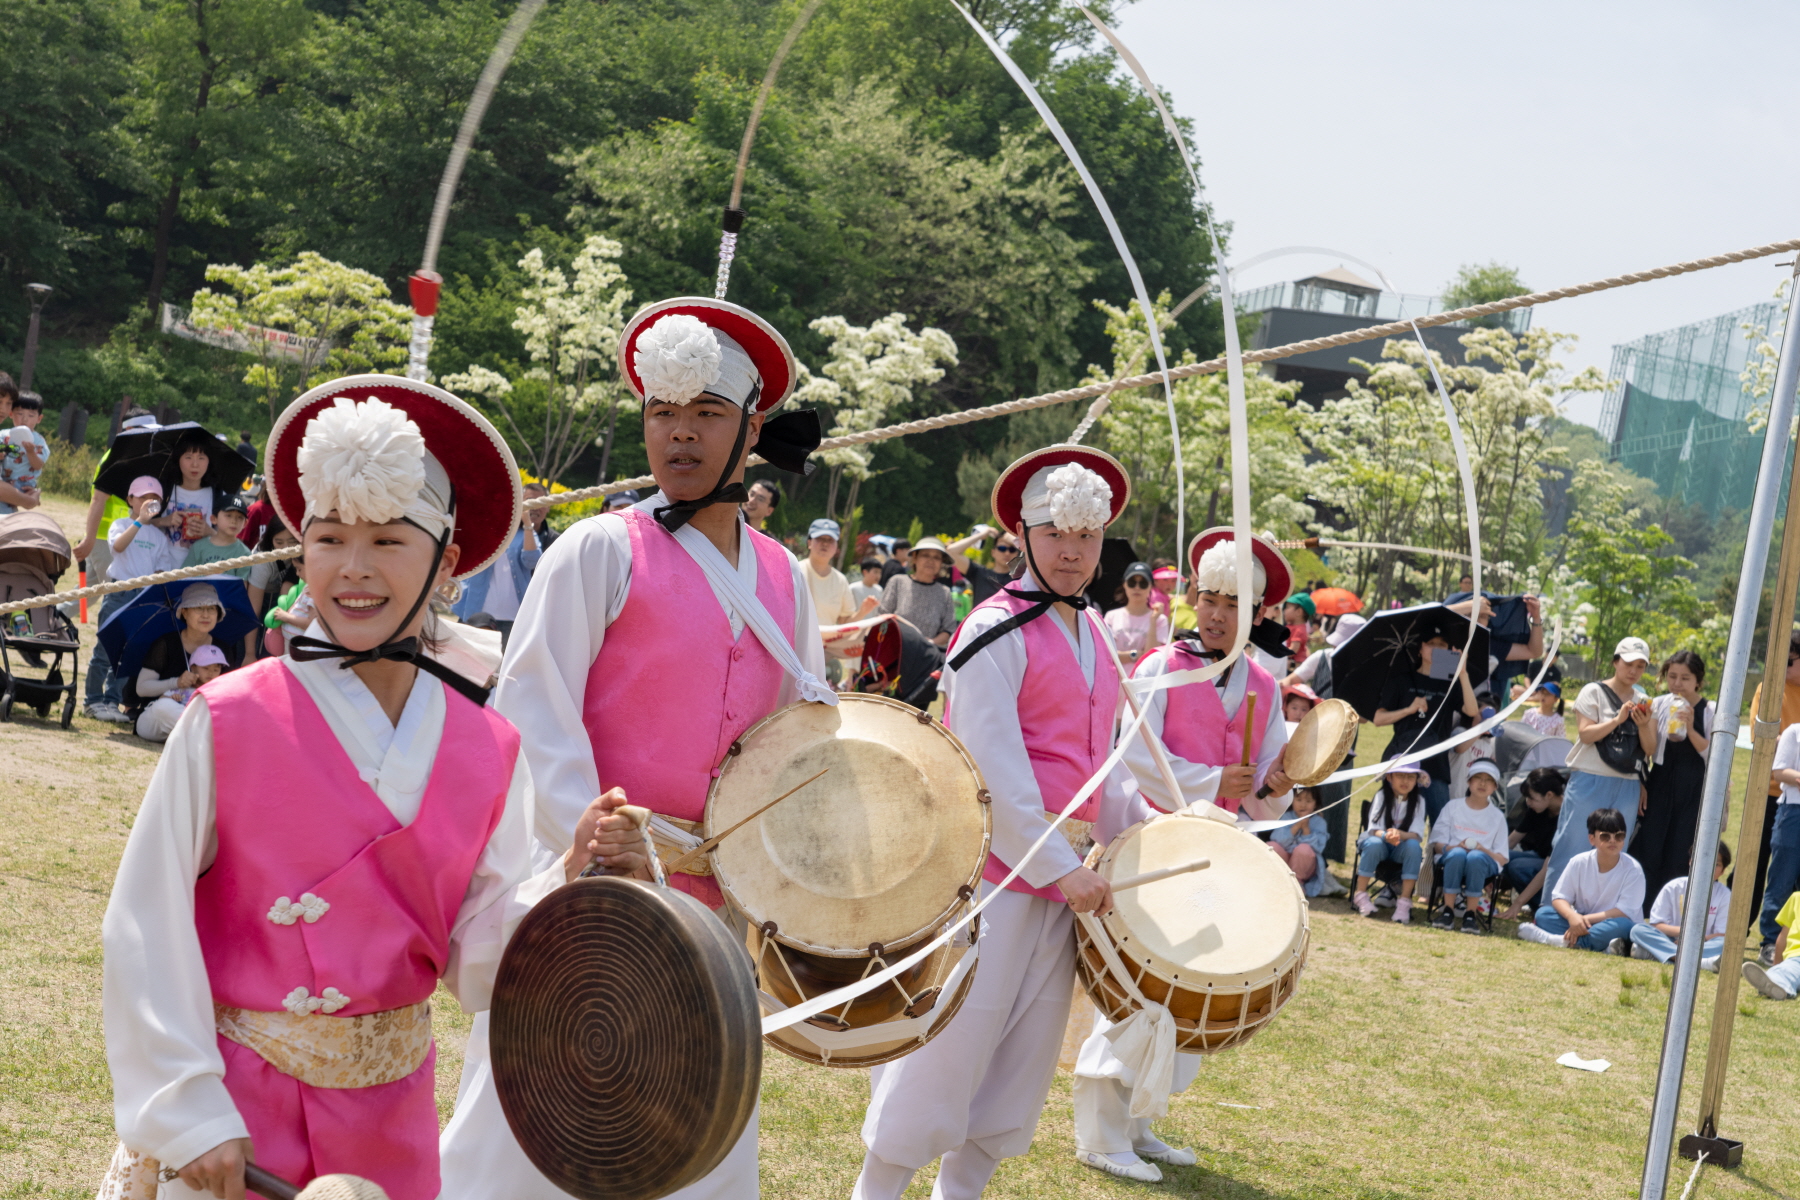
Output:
top-left (1110, 858), bottom-right (1211, 892)
top-left (1241, 693), bottom-right (1257, 766)
top-left (245, 1165), bottom-right (300, 1200)
top-left (662, 768), bottom-right (830, 875)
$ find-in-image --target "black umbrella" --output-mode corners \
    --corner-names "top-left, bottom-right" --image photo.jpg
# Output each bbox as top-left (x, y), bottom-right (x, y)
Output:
top-left (1329, 602), bottom-right (1490, 721)
top-left (94, 422), bottom-right (253, 499)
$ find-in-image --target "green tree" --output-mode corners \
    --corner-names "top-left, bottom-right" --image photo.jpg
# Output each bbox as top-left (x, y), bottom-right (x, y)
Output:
top-left (1441, 262), bottom-right (1529, 329)
top-left (188, 251), bottom-right (410, 421)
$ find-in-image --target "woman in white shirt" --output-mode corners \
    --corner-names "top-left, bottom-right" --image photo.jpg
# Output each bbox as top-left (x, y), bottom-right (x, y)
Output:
top-left (1630, 650), bottom-right (1712, 900)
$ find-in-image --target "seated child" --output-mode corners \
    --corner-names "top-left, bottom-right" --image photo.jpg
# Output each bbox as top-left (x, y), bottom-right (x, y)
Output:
top-left (1499, 767), bottom-right (1564, 920)
top-left (1625, 841), bottom-right (1730, 971)
top-left (183, 495), bottom-right (253, 579)
top-left (1742, 888), bottom-right (1800, 1001)
top-left (0, 390), bottom-right (48, 512)
top-left (136, 643), bottom-right (230, 743)
top-left (1520, 682), bottom-right (1565, 737)
top-left (1270, 786), bottom-right (1329, 897)
top-left (1430, 758), bottom-right (1510, 934)
top-left (1517, 807), bottom-right (1644, 951)
top-left (1352, 762), bottom-right (1429, 924)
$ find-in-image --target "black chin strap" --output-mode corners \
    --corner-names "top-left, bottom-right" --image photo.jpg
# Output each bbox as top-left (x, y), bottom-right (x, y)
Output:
top-left (947, 530), bottom-right (1095, 672)
top-left (287, 522), bottom-right (494, 708)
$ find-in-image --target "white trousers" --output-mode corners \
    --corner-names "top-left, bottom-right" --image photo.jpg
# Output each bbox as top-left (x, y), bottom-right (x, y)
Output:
top-left (438, 1011), bottom-right (760, 1200)
top-left (855, 887), bottom-right (1074, 1199)
top-left (1070, 1015), bottom-right (1201, 1155)
top-left (135, 697), bottom-right (186, 742)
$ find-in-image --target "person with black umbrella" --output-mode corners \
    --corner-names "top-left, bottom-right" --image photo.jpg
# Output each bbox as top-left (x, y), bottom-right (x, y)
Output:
top-left (1372, 629), bottom-right (1481, 824)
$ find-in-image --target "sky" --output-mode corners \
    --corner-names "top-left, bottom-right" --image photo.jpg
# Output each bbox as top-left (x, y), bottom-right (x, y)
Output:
top-left (1114, 0), bottom-right (1800, 428)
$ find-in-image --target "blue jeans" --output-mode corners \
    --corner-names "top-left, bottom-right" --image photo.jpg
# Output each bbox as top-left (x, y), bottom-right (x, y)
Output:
top-left (1759, 803), bottom-right (1800, 947)
top-left (1629, 924), bottom-right (1724, 965)
top-left (1357, 836), bottom-right (1422, 881)
top-left (83, 589), bottom-right (138, 708)
top-left (1535, 908), bottom-right (1636, 952)
top-left (1503, 851), bottom-right (1545, 893)
top-left (1544, 770), bottom-right (1640, 901)
top-left (1438, 847), bottom-right (1498, 899)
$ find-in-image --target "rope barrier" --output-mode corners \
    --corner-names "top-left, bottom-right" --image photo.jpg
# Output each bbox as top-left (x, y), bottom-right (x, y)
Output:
top-left (1274, 537), bottom-right (1516, 576)
top-left (4, 233), bottom-right (1795, 618)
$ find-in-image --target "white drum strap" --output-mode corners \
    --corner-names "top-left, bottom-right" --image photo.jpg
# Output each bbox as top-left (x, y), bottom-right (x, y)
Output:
top-left (1075, 910), bottom-right (1177, 1118)
top-left (756, 939), bottom-right (981, 1061)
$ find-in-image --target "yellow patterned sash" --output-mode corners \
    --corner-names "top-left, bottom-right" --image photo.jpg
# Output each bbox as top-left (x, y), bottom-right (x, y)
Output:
top-left (95, 999), bottom-right (433, 1198)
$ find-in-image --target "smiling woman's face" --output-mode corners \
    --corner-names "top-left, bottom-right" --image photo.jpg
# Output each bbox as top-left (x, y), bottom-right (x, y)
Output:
top-left (302, 516), bottom-right (460, 652)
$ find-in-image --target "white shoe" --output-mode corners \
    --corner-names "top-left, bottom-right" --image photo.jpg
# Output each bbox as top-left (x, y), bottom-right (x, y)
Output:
top-left (1742, 961), bottom-right (1796, 1002)
top-left (1630, 943), bottom-right (1656, 961)
top-left (1317, 873), bottom-right (1348, 897)
top-left (86, 703), bottom-right (130, 724)
top-left (1076, 1151), bottom-right (1162, 1183)
top-left (1515, 922), bottom-right (1564, 946)
top-left (1135, 1142), bottom-right (1197, 1167)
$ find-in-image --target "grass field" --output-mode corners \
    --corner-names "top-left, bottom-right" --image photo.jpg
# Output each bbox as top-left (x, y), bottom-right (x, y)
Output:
top-left (1, 497), bottom-right (1796, 1197)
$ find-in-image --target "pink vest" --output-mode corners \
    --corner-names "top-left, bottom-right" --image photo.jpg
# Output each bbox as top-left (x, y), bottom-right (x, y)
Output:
top-left (949, 591), bottom-right (1119, 901)
top-left (197, 658), bottom-right (516, 1199)
top-left (583, 508), bottom-right (796, 909)
top-left (1152, 644), bottom-right (1278, 814)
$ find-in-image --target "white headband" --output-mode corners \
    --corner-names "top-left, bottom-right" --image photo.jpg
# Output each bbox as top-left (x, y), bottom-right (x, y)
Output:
top-left (297, 396), bottom-right (455, 539)
top-left (1019, 462), bottom-right (1112, 530)
top-left (634, 313), bottom-right (761, 408)
top-left (1193, 540), bottom-right (1264, 598)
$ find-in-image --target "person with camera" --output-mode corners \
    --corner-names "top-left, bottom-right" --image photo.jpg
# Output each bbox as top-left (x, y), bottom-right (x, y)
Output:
top-left (1544, 636), bottom-right (1657, 902)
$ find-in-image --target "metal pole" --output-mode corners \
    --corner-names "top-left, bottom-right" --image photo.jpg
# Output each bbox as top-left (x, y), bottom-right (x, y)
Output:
top-left (19, 283), bottom-right (51, 390)
top-left (1640, 257), bottom-right (1800, 1199)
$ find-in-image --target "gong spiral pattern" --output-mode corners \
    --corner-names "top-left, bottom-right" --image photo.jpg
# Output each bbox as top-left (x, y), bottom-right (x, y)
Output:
top-left (490, 878), bottom-right (761, 1200)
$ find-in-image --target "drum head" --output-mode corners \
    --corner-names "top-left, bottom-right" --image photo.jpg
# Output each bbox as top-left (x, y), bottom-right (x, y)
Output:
top-left (1284, 698), bottom-right (1360, 786)
top-left (708, 696), bottom-right (989, 956)
top-left (1098, 815), bottom-right (1306, 986)
top-left (490, 877), bottom-right (761, 1200)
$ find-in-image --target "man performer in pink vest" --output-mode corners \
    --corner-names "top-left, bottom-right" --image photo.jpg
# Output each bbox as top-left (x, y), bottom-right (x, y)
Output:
top-left (98, 378), bottom-right (648, 1200)
top-left (438, 297), bottom-right (832, 1200)
top-left (1070, 528), bottom-right (1295, 1182)
top-left (853, 446), bottom-right (1154, 1200)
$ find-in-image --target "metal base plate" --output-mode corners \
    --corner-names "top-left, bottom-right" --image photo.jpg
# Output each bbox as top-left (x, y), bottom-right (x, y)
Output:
top-left (1678, 1133), bottom-right (1744, 1168)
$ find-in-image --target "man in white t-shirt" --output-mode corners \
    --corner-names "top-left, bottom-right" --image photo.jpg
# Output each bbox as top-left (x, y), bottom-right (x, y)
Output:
top-left (1625, 841), bottom-right (1730, 970)
top-left (1518, 806), bottom-right (1644, 951)
top-left (85, 476), bottom-right (181, 724)
top-left (804, 518), bottom-right (867, 684)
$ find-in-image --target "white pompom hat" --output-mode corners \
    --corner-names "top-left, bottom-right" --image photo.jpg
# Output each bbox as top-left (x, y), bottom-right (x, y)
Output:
top-left (266, 375), bottom-right (521, 582)
top-left (990, 445), bottom-right (1130, 532)
top-left (618, 297), bottom-right (797, 413)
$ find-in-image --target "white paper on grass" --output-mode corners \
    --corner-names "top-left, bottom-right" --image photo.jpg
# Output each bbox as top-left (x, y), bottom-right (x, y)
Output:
top-left (1556, 1052), bottom-right (1611, 1073)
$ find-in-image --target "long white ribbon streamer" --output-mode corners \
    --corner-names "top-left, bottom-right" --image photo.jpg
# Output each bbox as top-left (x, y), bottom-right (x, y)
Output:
top-left (669, 519), bottom-right (837, 706)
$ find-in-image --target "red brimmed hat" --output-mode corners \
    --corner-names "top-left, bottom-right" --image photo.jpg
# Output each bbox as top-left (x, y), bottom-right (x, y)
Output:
top-left (618, 297), bottom-right (797, 414)
top-left (1187, 526), bottom-right (1293, 609)
top-left (267, 375), bottom-right (522, 581)
top-left (991, 446), bottom-right (1130, 532)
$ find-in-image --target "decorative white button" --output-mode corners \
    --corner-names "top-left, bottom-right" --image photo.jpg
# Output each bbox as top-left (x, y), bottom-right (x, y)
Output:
top-left (267, 893), bottom-right (330, 926)
top-left (281, 985), bottom-right (353, 1015)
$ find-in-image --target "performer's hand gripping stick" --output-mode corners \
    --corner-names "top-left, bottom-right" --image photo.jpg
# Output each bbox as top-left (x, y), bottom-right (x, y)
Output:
top-left (242, 1163), bottom-right (390, 1200)
top-left (615, 804), bottom-right (667, 889)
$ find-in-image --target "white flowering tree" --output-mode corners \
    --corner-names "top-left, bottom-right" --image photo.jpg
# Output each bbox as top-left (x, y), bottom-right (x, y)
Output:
top-left (794, 312), bottom-right (958, 524)
top-left (441, 236), bottom-right (634, 483)
top-left (189, 251), bottom-right (411, 422)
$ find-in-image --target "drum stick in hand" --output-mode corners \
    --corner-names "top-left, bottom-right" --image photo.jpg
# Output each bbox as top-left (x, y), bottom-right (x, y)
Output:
top-left (1241, 693), bottom-right (1257, 766)
top-left (663, 768), bottom-right (830, 875)
top-left (609, 804), bottom-right (667, 888)
top-left (1110, 858), bottom-right (1212, 893)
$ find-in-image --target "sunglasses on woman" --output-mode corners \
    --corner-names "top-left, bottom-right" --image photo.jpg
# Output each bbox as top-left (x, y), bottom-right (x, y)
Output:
top-left (993, 543), bottom-right (1019, 555)
top-left (1125, 579), bottom-right (1150, 590)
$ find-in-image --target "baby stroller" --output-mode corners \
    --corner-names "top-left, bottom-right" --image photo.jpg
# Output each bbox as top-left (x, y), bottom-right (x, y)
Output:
top-left (0, 512), bottom-right (80, 728)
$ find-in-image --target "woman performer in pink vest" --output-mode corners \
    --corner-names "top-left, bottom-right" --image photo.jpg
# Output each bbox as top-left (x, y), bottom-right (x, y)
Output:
top-left (98, 378), bottom-right (649, 1200)
top-left (853, 446), bottom-right (1154, 1200)
top-left (438, 298), bottom-right (831, 1200)
top-left (1070, 528), bottom-right (1296, 1183)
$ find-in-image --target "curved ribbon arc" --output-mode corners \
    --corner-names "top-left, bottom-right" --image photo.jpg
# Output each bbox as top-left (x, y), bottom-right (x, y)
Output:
top-left (1073, 5), bottom-right (1254, 672)
top-left (949, 3), bottom-right (1192, 605)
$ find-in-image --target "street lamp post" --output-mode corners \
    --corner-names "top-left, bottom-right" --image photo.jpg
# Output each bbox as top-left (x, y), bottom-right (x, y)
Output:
top-left (20, 283), bottom-right (52, 391)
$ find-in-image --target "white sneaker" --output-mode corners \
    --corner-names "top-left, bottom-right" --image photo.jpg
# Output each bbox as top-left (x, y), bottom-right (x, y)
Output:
top-left (1317, 873), bottom-right (1349, 897)
top-left (1516, 922), bottom-right (1565, 946)
top-left (1630, 943), bottom-right (1656, 961)
top-left (1134, 1142), bottom-right (1197, 1167)
top-left (86, 703), bottom-right (130, 724)
top-left (1076, 1150), bottom-right (1162, 1183)
top-left (1742, 961), bottom-right (1796, 1002)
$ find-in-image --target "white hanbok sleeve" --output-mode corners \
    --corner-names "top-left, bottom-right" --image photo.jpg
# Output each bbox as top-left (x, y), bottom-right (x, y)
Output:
top-left (101, 697), bottom-right (247, 1170)
top-left (495, 517), bottom-right (631, 850)
top-left (941, 609), bottom-right (1083, 889)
